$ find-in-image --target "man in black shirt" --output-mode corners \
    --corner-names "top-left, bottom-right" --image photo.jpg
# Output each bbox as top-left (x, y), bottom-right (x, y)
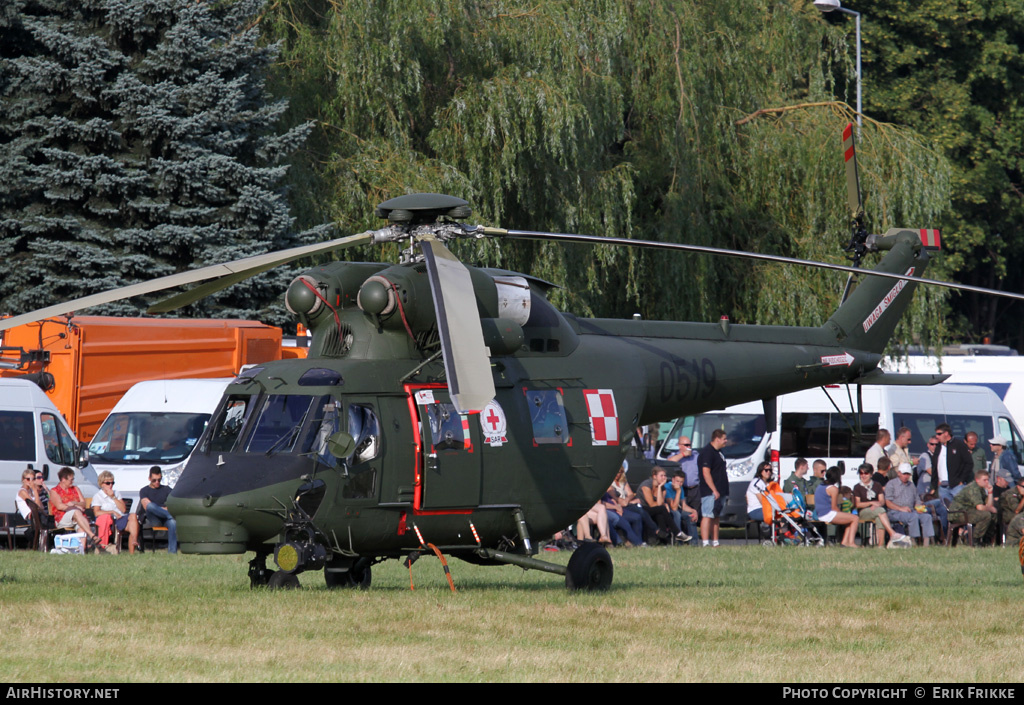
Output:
top-left (929, 423), bottom-right (974, 504)
top-left (698, 429), bottom-right (729, 547)
top-left (139, 466), bottom-right (177, 553)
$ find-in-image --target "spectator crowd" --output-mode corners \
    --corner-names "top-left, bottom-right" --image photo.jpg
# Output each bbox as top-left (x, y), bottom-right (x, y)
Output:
top-left (569, 423), bottom-right (1024, 550)
top-left (13, 465), bottom-right (178, 554)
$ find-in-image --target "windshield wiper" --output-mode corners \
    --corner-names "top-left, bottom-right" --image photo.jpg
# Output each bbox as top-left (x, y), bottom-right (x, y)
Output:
top-left (265, 424), bottom-right (302, 457)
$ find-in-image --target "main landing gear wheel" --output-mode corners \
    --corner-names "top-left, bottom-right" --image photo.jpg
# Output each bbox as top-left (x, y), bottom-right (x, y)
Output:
top-left (324, 558), bottom-right (372, 590)
top-left (267, 571), bottom-right (301, 590)
top-left (565, 542), bottom-right (613, 591)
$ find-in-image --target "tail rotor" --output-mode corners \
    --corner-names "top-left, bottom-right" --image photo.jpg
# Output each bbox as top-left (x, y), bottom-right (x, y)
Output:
top-left (841, 121), bottom-right (869, 302)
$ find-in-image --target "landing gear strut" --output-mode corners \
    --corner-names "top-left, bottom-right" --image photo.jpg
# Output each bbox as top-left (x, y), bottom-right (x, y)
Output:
top-left (248, 550), bottom-right (275, 589)
top-left (474, 544), bottom-right (614, 591)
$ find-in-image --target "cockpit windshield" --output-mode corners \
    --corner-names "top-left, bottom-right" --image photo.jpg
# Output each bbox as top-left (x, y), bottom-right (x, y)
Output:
top-left (203, 391), bottom-right (380, 468)
top-left (246, 395), bottom-right (315, 454)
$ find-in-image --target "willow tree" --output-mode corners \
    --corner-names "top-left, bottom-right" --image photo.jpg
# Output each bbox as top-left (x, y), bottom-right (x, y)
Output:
top-left (265, 0), bottom-right (953, 349)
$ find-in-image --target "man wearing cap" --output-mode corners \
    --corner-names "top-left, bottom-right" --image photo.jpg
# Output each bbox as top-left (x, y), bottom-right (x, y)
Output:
top-left (947, 470), bottom-right (998, 544)
top-left (998, 477), bottom-right (1024, 545)
top-left (930, 424), bottom-right (974, 504)
top-left (884, 463), bottom-right (936, 547)
top-left (988, 435), bottom-right (1021, 500)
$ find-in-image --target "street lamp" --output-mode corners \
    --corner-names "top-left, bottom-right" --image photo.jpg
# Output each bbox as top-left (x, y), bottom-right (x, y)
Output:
top-left (814, 0), bottom-right (862, 127)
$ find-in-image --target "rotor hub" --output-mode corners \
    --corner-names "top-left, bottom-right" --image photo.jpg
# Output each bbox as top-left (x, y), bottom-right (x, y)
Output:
top-left (375, 193), bottom-right (471, 225)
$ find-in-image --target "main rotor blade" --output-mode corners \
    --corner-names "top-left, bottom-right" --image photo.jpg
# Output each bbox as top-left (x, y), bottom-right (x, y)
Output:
top-left (843, 122), bottom-right (863, 220)
top-left (0, 231), bottom-right (374, 332)
top-left (419, 238), bottom-right (495, 414)
top-left (148, 231), bottom-right (375, 313)
top-left (482, 228), bottom-right (1024, 303)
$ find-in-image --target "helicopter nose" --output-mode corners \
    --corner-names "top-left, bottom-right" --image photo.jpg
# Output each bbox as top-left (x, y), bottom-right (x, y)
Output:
top-left (167, 495), bottom-right (267, 554)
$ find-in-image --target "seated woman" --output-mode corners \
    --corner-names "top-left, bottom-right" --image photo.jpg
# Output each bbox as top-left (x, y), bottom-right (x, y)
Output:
top-left (15, 468), bottom-right (42, 520)
top-left (90, 471), bottom-right (139, 554)
top-left (15, 468), bottom-right (48, 548)
top-left (610, 462), bottom-right (657, 541)
top-left (637, 467), bottom-right (675, 544)
top-left (575, 501), bottom-right (613, 544)
top-left (852, 463), bottom-right (909, 548)
top-left (602, 483), bottom-right (644, 546)
top-left (49, 466), bottom-right (105, 550)
top-left (745, 462), bottom-right (773, 523)
top-left (814, 466), bottom-right (860, 547)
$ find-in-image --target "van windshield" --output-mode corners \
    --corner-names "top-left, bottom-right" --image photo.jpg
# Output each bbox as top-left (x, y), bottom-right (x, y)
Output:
top-left (660, 413), bottom-right (766, 459)
top-left (89, 412), bottom-right (210, 464)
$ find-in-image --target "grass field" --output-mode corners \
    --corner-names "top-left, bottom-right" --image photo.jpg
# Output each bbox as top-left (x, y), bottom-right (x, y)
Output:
top-left (1, 544), bottom-right (1021, 682)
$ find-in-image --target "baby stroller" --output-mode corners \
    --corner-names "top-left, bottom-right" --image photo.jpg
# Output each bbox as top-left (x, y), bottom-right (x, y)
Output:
top-left (755, 482), bottom-right (824, 547)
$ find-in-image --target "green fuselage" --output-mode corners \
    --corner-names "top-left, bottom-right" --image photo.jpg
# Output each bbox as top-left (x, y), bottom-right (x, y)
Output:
top-left (167, 229), bottom-right (929, 561)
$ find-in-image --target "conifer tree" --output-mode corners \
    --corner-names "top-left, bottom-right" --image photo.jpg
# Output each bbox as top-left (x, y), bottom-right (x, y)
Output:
top-left (0, 0), bottom-right (321, 325)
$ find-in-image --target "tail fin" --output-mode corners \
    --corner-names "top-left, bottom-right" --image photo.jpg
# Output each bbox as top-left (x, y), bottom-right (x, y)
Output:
top-left (823, 229), bottom-right (935, 354)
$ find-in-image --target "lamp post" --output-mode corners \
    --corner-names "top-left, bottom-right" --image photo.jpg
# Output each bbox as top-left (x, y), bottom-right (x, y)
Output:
top-left (814, 0), bottom-right (861, 127)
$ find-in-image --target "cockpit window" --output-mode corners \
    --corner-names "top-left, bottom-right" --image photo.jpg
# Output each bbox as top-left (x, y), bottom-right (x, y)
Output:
top-left (348, 404), bottom-right (380, 464)
top-left (233, 366), bottom-right (263, 383)
top-left (206, 394), bottom-right (256, 453)
top-left (305, 399), bottom-right (380, 468)
top-left (246, 395), bottom-right (314, 454)
top-left (298, 368), bottom-right (344, 387)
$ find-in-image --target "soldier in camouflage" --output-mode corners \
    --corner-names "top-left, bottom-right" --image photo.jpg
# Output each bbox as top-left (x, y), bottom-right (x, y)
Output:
top-left (1001, 477), bottom-right (1024, 545)
top-left (948, 470), bottom-right (998, 543)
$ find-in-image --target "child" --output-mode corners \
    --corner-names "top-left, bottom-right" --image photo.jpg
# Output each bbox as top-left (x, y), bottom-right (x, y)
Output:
top-left (839, 486), bottom-right (857, 515)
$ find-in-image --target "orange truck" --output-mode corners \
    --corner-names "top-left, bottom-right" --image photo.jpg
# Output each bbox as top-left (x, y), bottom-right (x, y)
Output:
top-left (0, 316), bottom-right (296, 440)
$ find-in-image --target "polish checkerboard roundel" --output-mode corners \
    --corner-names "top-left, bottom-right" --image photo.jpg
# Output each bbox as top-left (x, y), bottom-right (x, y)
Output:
top-left (583, 389), bottom-right (619, 446)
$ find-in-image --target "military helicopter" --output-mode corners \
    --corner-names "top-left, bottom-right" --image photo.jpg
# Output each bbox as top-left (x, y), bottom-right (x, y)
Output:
top-left (3, 125), bottom-right (1022, 590)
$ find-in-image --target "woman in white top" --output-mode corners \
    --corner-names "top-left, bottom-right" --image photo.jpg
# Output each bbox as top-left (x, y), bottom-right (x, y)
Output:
top-left (90, 470), bottom-right (136, 554)
top-left (15, 468), bottom-right (41, 520)
top-left (745, 462), bottom-right (773, 523)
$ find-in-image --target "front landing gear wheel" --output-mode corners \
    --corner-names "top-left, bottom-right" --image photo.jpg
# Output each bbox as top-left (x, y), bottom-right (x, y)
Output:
top-left (566, 542), bottom-right (613, 591)
top-left (248, 552), bottom-right (274, 588)
top-left (324, 558), bottom-right (372, 589)
top-left (267, 571), bottom-right (301, 590)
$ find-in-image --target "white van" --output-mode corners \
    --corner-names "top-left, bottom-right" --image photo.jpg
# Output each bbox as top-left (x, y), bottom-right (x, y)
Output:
top-left (0, 378), bottom-right (96, 513)
top-left (884, 354), bottom-right (1024, 427)
top-left (656, 383), bottom-right (1024, 525)
top-left (87, 378), bottom-right (233, 504)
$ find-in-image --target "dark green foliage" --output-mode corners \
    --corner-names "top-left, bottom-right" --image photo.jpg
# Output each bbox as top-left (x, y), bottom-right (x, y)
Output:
top-left (0, 0), bottom-right (322, 325)
top-left (266, 0), bottom-right (952, 348)
top-left (855, 0), bottom-right (1024, 348)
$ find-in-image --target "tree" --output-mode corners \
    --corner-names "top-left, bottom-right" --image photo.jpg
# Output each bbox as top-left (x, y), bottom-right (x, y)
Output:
top-left (0, 0), bottom-right (323, 326)
top-left (849, 0), bottom-right (1024, 349)
top-left (263, 0), bottom-right (953, 350)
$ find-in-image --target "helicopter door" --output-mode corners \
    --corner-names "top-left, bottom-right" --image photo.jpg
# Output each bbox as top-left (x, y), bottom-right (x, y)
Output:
top-left (410, 387), bottom-right (481, 510)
